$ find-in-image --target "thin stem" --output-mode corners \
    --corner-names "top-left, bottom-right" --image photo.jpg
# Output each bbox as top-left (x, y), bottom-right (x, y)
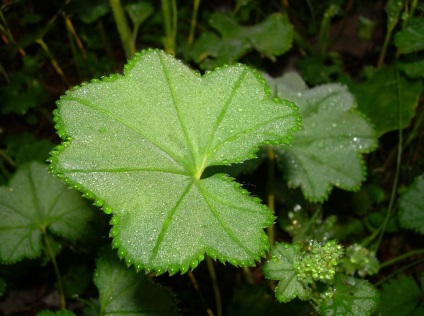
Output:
top-left (187, 270), bottom-right (214, 316)
top-left (375, 67), bottom-right (402, 251)
top-left (0, 149), bottom-right (16, 167)
top-left (206, 256), bottom-right (222, 316)
top-left (161, 0), bottom-right (177, 54)
top-left (267, 147), bottom-right (276, 245)
top-left (43, 229), bottom-right (66, 309)
top-left (110, 0), bottom-right (135, 59)
top-left (375, 258), bottom-right (424, 288)
top-left (36, 38), bottom-right (71, 88)
top-left (380, 249), bottom-right (424, 269)
top-left (187, 0), bottom-right (201, 45)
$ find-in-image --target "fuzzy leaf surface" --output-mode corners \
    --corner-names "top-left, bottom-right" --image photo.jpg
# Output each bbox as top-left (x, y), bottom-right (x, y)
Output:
top-left (50, 49), bottom-right (300, 274)
top-left (399, 174), bottom-right (424, 234)
top-left (265, 72), bottom-right (376, 202)
top-left (263, 242), bottom-right (311, 302)
top-left (319, 275), bottom-right (378, 316)
top-left (95, 252), bottom-right (177, 315)
top-left (0, 162), bottom-right (93, 263)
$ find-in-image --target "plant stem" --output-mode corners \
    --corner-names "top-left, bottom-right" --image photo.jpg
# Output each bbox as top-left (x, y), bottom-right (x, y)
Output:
top-left (110, 0), bottom-right (135, 59)
top-left (43, 229), bottom-right (66, 309)
top-left (380, 249), bottom-right (424, 269)
top-left (35, 38), bottom-right (71, 88)
top-left (187, 270), bottom-right (214, 315)
top-left (161, 0), bottom-right (177, 54)
top-left (267, 147), bottom-right (276, 245)
top-left (375, 258), bottom-right (424, 287)
top-left (375, 68), bottom-right (402, 251)
top-left (206, 256), bottom-right (222, 316)
top-left (187, 0), bottom-right (201, 45)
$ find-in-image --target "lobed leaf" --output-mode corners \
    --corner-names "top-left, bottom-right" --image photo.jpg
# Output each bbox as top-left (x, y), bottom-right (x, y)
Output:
top-left (0, 162), bottom-right (93, 263)
top-left (95, 251), bottom-right (177, 315)
top-left (49, 49), bottom-right (301, 274)
top-left (318, 274), bottom-right (378, 316)
top-left (344, 66), bottom-right (423, 137)
top-left (263, 243), bottom-right (312, 302)
top-left (265, 72), bottom-right (377, 202)
top-left (191, 13), bottom-right (293, 69)
top-left (398, 174), bottom-right (424, 234)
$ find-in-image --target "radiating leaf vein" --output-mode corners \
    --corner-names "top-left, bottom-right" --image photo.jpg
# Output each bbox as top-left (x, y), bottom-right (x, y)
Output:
top-left (67, 96), bottom-right (187, 171)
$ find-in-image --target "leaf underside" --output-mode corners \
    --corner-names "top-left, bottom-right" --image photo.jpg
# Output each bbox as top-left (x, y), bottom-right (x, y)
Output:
top-left (265, 72), bottom-right (377, 202)
top-left (50, 49), bottom-right (301, 274)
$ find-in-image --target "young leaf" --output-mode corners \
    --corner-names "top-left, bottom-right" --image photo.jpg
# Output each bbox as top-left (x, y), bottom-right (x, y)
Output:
top-left (49, 49), bottom-right (301, 274)
top-left (398, 174), bottom-right (424, 234)
top-left (265, 72), bottom-right (376, 202)
top-left (318, 274), bottom-right (379, 316)
top-left (0, 162), bottom-right (93, 263)
top-left (394, 17), bottom-right (424, 54)
top-left (263, 243), bottom-right (312, 302)
top-left (378, 274), bottom-right (423, 316)
top-left (191, 13), bottom-right (293, 69)
top-left (95, 251), bottom-right (177, 315)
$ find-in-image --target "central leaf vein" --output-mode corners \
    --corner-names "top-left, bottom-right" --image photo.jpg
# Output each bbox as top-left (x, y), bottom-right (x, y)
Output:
top-left (157, 52), bottom-right (198, 175)
top-left (150, 180), bottom-right (195, 260)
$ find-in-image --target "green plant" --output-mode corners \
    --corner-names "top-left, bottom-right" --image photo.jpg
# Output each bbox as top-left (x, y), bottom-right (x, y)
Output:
top-left (1, 0), bottom-right (424, 315)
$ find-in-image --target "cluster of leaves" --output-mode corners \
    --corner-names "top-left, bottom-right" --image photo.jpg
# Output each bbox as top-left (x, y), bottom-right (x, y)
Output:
top-left (1, 0), bottom-right (424, 315)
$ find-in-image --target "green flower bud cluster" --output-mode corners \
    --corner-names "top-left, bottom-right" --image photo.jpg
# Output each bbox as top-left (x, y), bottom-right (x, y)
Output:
top-left (295, 240), bottom-right (344, 283)
top-left (343, 243), bottom-right (380, 277)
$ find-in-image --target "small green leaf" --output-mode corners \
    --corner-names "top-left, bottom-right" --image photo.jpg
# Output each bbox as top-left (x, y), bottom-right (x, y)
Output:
top-left (125, 2), bottom-right (154, 28)
top-left (319, 274), bottom-right (378, 316)
top-left (50, 49), bottom-right (301, 274)
top-left (379, 274), bottom-right (423, 316)
top-left (395, 17), bottom-right (424, 54)
top-left (344, 66), bottom-right (423, 137)
top-left (399, 174), bottom-right (424, 234)
top-left (0, 162), bottom-right (93, 263)
top-left (263, 243), bottom-right (312, 302)
top-left (266, 72), bottom-right (376, 202)
top-left (398, 59), bottom-right (424, 78)
top-left (191, 13), bottom-right (293, 68)
top-left (95, 251), bottom-right (177, 315)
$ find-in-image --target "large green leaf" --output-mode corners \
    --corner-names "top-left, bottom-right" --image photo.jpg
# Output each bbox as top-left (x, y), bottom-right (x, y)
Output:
top-left (49, 49), bottom-right (301, 274)
top-left (0, 162), bottom-right (93, 263)
top-left (95, 251), bottom-right (177, 315)
top-left (263, 243), bottom-right (312, 303)
top-left (191, 13), bottom-right (293, 69)
top-left (344, 66), bottom-right (423, 137)
top-left (398, 174), bottom-right (424, 234)
top-left (265, 72), bottom-right (377, 202)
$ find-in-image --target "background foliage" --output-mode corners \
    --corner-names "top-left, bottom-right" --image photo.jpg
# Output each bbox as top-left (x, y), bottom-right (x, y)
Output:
top-left (0, 0), bottom-right (423, 315)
